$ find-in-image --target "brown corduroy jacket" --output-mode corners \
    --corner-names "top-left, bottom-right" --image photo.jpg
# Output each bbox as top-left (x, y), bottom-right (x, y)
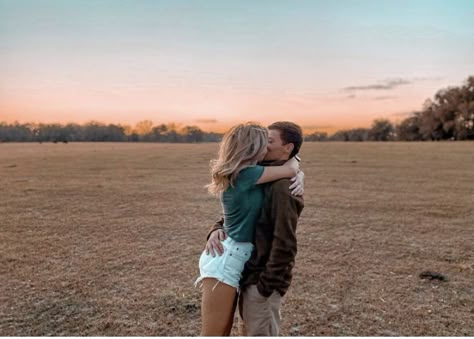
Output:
top-left (207, 160), bottom-right (304, 297)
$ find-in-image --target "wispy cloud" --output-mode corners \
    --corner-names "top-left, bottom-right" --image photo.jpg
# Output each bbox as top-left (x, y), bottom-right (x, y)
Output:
top-left (343, 76), bottom-right (443, 93)
top-left (195, 119), bottom-right (218, 123)
top-left (373, 95), bottom-right (397, 100)
top-left (412, 76), bottom-right (443, 82)
top-left (343, 78), bottom-right (412, 92)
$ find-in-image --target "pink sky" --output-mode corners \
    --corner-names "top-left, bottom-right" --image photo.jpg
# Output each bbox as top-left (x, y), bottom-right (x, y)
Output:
top-left (0, 77), bottom-right (459, 134)
top-left (1, 1), bottom-right (473, 134)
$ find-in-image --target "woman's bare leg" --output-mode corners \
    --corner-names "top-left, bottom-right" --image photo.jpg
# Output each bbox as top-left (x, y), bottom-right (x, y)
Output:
top-left (222, 293), bottom-right (239, 336)
top-left (200, 278), bottom-right (238, 336)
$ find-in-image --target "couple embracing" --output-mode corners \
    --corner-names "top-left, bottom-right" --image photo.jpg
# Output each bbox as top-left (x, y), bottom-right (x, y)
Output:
top-left (195, 121), bottom-right (305, 336)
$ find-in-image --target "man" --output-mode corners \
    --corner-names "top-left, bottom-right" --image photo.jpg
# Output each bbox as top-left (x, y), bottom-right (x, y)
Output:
top-left (205, 121), bottom-right (305, 336)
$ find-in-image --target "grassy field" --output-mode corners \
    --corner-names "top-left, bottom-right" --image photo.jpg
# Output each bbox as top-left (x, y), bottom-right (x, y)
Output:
top-left (0, 142), bottom-right (473, 336)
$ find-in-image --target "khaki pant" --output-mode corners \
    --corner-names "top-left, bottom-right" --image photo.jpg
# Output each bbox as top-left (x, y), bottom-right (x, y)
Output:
top-left (237, 284), bottom-right (282, 336)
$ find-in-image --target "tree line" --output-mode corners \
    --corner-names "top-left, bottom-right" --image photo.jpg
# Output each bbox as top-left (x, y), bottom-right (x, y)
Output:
top-left (305, 76), bottom-right (474, 141)
top-left (1, 76), bottom-right (473, 143)
top-left (0, 121), bottom-right (222, 143)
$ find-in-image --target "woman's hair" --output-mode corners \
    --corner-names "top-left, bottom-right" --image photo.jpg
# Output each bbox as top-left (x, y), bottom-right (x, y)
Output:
top-left (207, 123), bottom-right (268, 196)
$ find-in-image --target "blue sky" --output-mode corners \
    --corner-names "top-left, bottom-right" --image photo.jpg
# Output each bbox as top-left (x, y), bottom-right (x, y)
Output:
top-left (1, 0), bottom-right (473, 132)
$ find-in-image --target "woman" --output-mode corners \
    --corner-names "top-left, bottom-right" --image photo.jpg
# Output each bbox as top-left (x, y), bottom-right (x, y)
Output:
top-left (196, 123), bottom-right (300, 336)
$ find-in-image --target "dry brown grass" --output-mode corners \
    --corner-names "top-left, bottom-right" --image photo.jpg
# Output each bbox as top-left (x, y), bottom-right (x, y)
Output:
top-left (1, 142), bottom-right (473, 336)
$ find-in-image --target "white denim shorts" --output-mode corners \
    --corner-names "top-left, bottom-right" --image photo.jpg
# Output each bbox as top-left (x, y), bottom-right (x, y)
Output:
top-left (195, 236), bottom-right (254, 290)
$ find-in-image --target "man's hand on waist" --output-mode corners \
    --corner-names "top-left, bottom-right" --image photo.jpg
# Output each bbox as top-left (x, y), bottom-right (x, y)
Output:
top-left (205, 229), bottom-right (227, 257)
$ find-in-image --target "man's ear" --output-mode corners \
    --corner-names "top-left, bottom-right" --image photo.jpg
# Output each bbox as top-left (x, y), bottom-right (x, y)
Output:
top-left (285, 143), bottom-right (294, 155)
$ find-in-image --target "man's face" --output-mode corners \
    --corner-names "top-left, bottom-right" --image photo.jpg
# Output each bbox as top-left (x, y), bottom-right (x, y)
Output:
top-left (264, 129), bottom-right (290, 161)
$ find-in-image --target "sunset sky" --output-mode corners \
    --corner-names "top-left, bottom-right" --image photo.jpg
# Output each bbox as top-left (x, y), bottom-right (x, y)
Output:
top-left (1, 0), bottom-right (473, 133)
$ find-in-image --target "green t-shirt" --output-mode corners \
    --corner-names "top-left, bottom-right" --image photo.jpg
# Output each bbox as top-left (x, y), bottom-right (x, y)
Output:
top-left (221, 165), bottom-right (265, 242)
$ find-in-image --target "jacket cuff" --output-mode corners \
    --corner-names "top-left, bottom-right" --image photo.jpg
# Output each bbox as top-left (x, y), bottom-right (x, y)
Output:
top-left (206, 226), bottom-right (224, 241)
top-left (256, 281), bottom-right (273, 298)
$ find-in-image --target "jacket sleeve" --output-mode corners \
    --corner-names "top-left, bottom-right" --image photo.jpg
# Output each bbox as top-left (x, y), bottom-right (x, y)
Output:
top-left (256, 183), bottom-right (302, 297)
top-left (206, 217), bottom-right (224, 240)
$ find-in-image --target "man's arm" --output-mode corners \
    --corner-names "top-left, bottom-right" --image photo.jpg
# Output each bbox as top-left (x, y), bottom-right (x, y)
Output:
top-left (256, 182), bottom-right (303, 297)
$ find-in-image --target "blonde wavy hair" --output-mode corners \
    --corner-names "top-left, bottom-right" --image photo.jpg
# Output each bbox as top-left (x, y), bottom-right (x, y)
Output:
top-left (207, 123), bottom-right (268, 196)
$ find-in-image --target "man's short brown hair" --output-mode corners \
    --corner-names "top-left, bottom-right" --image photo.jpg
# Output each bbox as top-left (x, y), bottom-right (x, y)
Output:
top-left (268, 121), bottom-right (303, 159)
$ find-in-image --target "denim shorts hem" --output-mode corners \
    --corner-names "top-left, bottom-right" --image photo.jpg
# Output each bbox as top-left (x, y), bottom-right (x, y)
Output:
top-left (194, 274), bottom-right (240, 290)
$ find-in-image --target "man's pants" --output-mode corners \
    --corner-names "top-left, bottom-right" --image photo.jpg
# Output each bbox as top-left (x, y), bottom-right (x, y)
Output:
top-left (237, 284), bottom-right (282, 336)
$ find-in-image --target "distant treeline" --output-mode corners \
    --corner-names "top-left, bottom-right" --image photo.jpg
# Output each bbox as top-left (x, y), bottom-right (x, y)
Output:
top-left (1, 76), bottom-right (473, 143)
top-left (306, 76), bottom-right (474, 141)
top-left (0, 121), bottom-right (222, 143)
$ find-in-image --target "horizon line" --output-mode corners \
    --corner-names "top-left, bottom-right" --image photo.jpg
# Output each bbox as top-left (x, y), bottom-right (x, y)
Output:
top-left (0, 117), bottom-right (409, 135)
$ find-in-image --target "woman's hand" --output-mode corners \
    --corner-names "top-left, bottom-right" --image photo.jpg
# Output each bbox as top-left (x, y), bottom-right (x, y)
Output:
top-left (290, 170), bottom-right (304, 196)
